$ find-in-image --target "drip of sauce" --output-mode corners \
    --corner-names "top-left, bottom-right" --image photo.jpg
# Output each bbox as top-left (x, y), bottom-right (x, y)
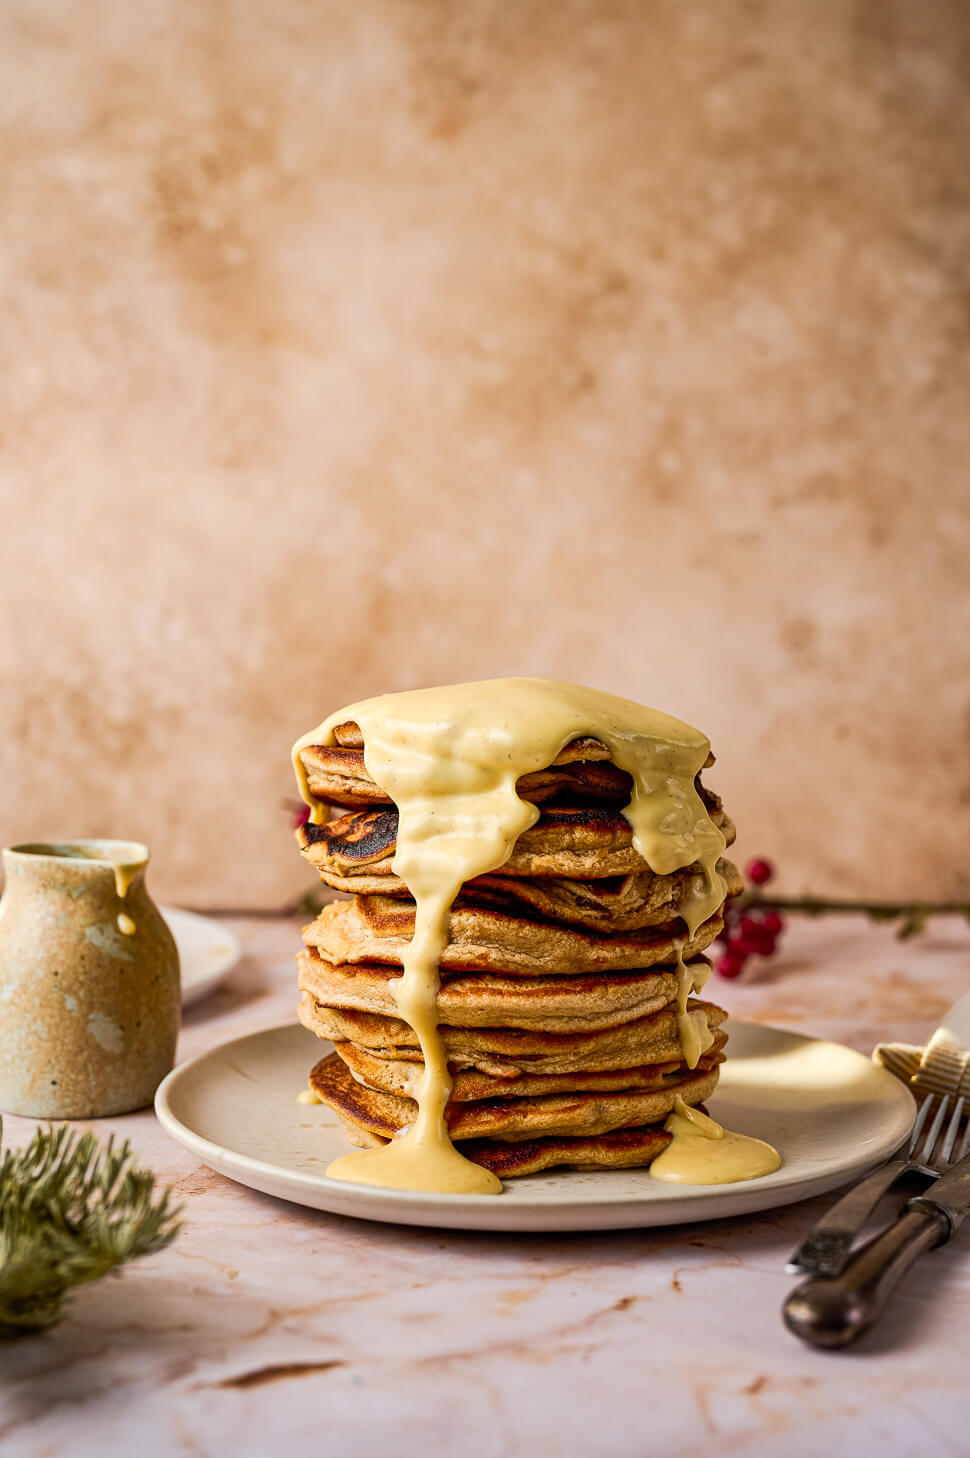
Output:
top-left (297, 1088), bottom-right (323, 1105)
top-left (650, 1096), bottom-right (781, 1184)
top-left (110, 861), bottom-right (142, 937)
top-left (675, 954), bottom-right (714, 1070)
top-left (293, 678), bottom-right (730, 1195)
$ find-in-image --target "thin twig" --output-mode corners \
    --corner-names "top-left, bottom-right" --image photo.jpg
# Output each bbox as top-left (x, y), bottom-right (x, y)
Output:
top-left (738, 893), bottom-right (970, 940)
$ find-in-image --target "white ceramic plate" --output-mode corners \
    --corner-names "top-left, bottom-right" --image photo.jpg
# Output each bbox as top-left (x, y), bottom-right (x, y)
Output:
top-left (155, 1020), bottom-right (916, 1231)
top-left (160, 907), bottom-right (241, 1008)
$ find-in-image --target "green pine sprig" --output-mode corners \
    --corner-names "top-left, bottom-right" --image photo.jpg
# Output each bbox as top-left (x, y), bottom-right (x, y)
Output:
top-left (0, 1122), bottom-right (182, 1338)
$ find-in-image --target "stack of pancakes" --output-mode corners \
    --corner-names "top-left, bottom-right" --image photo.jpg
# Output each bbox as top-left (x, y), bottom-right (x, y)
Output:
top-left (296, 723), bottom-right (742, 1176)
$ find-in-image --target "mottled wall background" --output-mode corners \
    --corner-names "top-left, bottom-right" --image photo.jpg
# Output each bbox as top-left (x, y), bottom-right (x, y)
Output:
top-left (2, 0), bottom-right (968, 907)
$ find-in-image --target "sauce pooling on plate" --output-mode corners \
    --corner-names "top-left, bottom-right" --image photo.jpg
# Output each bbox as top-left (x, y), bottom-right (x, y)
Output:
top-left (650, 1096), bottom-right (782, 1184)
top-left (292, 678), bottom-right (775, 1194)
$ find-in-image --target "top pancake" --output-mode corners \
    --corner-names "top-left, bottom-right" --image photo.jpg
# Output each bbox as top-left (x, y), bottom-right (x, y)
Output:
top-left (297, 724), bottom-right (721, 811)
top-left (300, 728), bottom-right (639, 809)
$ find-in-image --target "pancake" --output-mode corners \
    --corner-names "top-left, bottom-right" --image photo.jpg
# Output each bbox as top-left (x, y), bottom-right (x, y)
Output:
top-left (310, 1050), bottom-right (721, 1142)
top-left (297, 946), bottom-right (686, 1031)
top-left (299, 731), bottom-right (648, 809)
top-left (458, 858), bottom-right (742, 933)
top-left (303, 894), bottom-right (726, 976)
top-left (328, 1113), bottom-right (674, 1176)
top-left (459, 1126), bottom-right (674, 1175)
top-left (297, 799), bottom-right (736, 895)
top-left (333, 1030), bottom-right (727, 1101)
top-left (298, 990), bottom-right (727, 1075)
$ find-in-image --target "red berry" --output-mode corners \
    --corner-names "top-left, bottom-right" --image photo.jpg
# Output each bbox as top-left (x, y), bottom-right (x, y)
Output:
top-left (291, 804), bottom-right (311, 829)
top-left (761, 911), bottom-right (784, 935)
top-left (749, 933), bottom-right (776, 957)
top-left (716, 951), bottom-right (746, 979)
top-left (746, 857), bottom-right (774, 885)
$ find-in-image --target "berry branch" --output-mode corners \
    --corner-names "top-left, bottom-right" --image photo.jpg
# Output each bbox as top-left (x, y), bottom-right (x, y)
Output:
top-left (715, 858), bottom-right (970, 978)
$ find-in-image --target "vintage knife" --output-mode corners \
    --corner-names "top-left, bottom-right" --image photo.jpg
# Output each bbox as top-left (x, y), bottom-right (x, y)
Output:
top-left (783, 1148), bottom-right (970, 1348)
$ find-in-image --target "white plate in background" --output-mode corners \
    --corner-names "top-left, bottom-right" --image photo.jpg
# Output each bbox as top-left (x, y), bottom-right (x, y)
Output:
top-left (155, 1020), bottom-right (916, 1231)
top-left (161, 906), bottom-right (241, 1007)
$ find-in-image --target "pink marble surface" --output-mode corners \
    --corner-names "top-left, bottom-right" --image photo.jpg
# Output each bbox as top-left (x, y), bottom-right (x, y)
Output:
top-left (3, 914), bottom-right (970, 1457)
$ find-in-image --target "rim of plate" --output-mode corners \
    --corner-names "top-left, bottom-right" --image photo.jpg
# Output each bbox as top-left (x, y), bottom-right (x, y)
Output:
top-left (155, 1019), bottom-right (917, 1226)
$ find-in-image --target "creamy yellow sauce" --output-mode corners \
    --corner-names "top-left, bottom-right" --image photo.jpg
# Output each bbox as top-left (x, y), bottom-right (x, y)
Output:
top-left (110, 860), bottom-right (142, 936)
top-left (650, 1095), bottom-right (782, 1184)
top-left (297, 1087), bottom-right (323, 1105)
top-left (675, 957), bottom-right (714, 1070)
top-left (293, 677), bottom-right (738, 1195)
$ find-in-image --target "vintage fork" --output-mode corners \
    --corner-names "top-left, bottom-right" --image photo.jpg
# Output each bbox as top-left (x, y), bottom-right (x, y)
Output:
top-left (786, 1094), bottom-right (962, 1278)
top-left (784, 1096), bottom-right (970, 1347)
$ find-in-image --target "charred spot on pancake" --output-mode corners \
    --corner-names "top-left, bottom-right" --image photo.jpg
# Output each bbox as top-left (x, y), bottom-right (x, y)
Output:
top-left (536, 804), bottom-right (626, 828)
top-left (517, 757), bottom-right (632, 803)
top-left (299, 820), bottom-right (331, 847)
top-left (300, 808), bottom-right (397, 860)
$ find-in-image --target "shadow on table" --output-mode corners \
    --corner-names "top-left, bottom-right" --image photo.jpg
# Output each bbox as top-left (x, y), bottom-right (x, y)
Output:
top-left (236, 1179), bottom-right (965, 1356)
top-left (180, 953), bottom-right (270, 1025)
top-left (736, 953), bottom-right (819, 987)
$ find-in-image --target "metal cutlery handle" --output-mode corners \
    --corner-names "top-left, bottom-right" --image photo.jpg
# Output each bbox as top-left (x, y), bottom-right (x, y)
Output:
top-left (783, 1206), bottom-right (949, 1348)
top-left (785, 1156), bottom-right (909, 1276)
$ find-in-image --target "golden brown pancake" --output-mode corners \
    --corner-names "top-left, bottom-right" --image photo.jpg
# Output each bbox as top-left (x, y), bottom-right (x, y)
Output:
top-left (458, 859), bottom-right (741, 933)
top-left (299, 731), bottom-right (647, 809)
top-left (303, 894), bottom-right (725, 976)
top-left (297, 946), bottom-right (687, 1031)
top-left (329, 1113), bottom-right (674, 1176)
top-left (333, 1031), bottom-right (727, 1101)
top-left (298, 801), bottom-right (736, 895)
top-left (460, 1126), bottom-right (674, 1175)
top-left (298, 989), bottom-right (727, 1075)
top-left (310, 1050), bottom-right (720, 1142)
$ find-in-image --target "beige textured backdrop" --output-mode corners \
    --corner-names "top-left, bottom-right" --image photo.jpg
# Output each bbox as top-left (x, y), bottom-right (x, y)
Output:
top-left (2, 0), bottom-right (968, 907)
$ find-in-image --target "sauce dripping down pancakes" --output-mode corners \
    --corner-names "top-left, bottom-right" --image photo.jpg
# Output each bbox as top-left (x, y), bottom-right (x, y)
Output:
top-left (292, 678), bottom-right (778, 1193)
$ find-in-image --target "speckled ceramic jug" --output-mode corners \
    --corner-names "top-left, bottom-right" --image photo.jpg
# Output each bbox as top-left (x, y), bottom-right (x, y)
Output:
top-left (0, 841), bottom-right (180, 1117)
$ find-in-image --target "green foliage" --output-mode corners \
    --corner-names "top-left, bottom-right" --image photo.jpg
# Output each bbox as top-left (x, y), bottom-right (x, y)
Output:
top-left (295, 887), bottom-right (326, 916)
top-left (897, 907), bottom-right (930, 940)
top-left (0, 1122), bottom-right (181, 1338)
